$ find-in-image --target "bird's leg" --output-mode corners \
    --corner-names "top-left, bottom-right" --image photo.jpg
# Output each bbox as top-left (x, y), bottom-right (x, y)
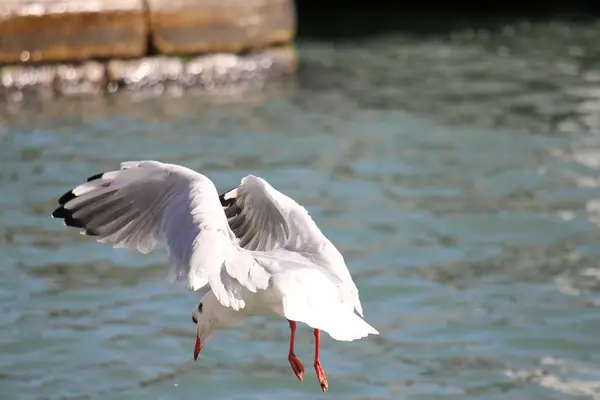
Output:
top-left (287, 320), bottom-right (304, 382)
top-left (313, 328), bottom-right (329, 392)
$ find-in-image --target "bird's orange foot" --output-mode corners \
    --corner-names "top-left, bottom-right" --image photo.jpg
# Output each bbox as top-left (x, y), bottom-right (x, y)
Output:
top-left (288, 353), bottom-right (305, 382)
top-left (314, 360), bottom-right (328, 392)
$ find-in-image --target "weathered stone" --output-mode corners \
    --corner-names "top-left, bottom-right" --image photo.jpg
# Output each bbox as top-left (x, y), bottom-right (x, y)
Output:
top-left (0, 0), bottom-right (147, 64)
top-left (147, 0), bottom-right (296, 55)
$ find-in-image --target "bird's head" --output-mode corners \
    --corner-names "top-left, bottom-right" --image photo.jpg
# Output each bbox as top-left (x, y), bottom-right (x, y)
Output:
top-left (191, 300), bottom-right (215, 360)
top-left (191, 293), bottom-right (249, 361)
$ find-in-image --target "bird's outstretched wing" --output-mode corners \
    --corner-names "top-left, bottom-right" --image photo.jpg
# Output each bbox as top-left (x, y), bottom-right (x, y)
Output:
top-left (219, 176), bottom-right (290, 252)
top-left (51, 160), bottom-right (270, 310)
top-left (220, 175), bottom-right (364, 316)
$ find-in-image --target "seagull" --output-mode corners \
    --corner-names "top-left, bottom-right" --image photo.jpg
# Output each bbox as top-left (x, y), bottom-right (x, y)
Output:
top-left (51, 160), bottom-right (379, 392)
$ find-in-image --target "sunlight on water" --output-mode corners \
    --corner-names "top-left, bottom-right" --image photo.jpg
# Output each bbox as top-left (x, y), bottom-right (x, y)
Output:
top-left (2, 18), bottom-right (600, 400)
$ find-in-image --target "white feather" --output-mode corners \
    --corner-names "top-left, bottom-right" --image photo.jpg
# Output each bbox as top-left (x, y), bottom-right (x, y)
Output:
top-left (54, 160), bottom-right (377, 340)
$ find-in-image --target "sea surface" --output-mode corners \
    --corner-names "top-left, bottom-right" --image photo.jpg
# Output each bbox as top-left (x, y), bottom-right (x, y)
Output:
top-left (2, 16), bottom-right (600, 400)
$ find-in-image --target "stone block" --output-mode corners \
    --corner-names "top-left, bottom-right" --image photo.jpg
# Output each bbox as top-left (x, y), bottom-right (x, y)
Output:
top-left (0, 0), bottom-right (147, 64)
top-left (147, 0), bottom-right (296, 55)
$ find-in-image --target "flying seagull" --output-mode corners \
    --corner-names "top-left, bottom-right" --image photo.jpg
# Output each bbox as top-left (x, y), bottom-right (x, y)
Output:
top-left (51, 160), bottom-right (379, 392)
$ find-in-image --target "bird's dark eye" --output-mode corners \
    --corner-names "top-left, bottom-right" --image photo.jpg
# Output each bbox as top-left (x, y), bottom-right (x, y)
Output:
top-left (192, 315), bottom-right (198, 324)
top-left (198, 303), bottom-right (203, 313)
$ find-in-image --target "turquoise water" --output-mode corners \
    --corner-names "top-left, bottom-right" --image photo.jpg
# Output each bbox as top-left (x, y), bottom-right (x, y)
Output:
top-left (2, 19), bottom-right (600, 400)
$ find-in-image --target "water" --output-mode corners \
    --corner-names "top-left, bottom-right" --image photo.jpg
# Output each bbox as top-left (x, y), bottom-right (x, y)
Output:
top-left (2, 17), bottom-right (600, 400)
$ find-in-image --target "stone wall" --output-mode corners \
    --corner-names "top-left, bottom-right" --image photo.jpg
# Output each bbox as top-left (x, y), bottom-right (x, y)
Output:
top-left (0, 0), bottom-right (297, 97)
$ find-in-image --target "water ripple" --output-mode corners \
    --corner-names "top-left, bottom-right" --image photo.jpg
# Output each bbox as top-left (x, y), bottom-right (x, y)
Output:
top-left (3, 18), bottom-right (600, 400)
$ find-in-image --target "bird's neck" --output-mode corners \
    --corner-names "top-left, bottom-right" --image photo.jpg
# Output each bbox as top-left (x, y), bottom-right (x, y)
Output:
top-left (203, 291), bottom-right (251, 330)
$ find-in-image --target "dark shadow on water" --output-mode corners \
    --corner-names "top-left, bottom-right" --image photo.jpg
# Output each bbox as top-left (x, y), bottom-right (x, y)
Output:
top-left (291, 5), bottom-right (600, 135)
top-left (296, 2), bottom-right (600, 40)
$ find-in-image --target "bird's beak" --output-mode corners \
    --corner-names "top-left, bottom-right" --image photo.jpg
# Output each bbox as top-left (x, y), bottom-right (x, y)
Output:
top-left (194, 336), bottom-right (203, 361)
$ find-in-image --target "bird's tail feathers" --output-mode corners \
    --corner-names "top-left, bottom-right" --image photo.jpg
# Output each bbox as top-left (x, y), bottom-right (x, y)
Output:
top-left (275, 266), bottom-right (379, 342)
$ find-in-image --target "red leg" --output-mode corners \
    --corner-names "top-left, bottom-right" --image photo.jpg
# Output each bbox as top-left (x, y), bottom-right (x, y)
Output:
top-left (313, 329), bottom-right (328, 392)
top-left (287, 320), bottom-right (304, 382)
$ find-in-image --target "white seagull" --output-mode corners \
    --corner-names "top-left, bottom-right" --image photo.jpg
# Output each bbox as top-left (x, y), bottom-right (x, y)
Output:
top-left (51, 160), bottom-right (379, 392)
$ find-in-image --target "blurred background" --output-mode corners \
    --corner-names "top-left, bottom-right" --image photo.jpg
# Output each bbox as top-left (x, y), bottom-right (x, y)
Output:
top-left (2, 2), bottom-right (600, 399)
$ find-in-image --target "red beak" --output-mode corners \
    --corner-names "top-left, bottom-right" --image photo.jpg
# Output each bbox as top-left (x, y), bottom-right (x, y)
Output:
top-left (194, 336), bottom-right (203, 361)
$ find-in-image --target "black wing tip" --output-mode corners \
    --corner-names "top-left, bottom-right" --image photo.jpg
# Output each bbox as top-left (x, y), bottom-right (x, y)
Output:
top-left (58, 190), bottom-right (76, 206)
top-left (51, 205), bottom-right (70, 219)
top-left (52, 206), bottom-right (99, 237)
top-left (64, 216), bottom-right (85, 229)
top-left (219, 195), bottom-right (231, 207)
top-left (86, 173), bottom-right (104, 182)
top-left (57, 173), bottom-right (103, 206)
top-left (219, 187), bottom-right (237, 207)
top-left (51, 204), bottom-right (80, 227)
top-left (53, 176), bottom-right (105, 236)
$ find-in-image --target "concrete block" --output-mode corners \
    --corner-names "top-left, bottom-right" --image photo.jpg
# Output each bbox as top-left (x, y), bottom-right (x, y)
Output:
top-left (147, 0), bottom-right (296, 55)
top-left (0, 0), bottom-right (147, 64)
